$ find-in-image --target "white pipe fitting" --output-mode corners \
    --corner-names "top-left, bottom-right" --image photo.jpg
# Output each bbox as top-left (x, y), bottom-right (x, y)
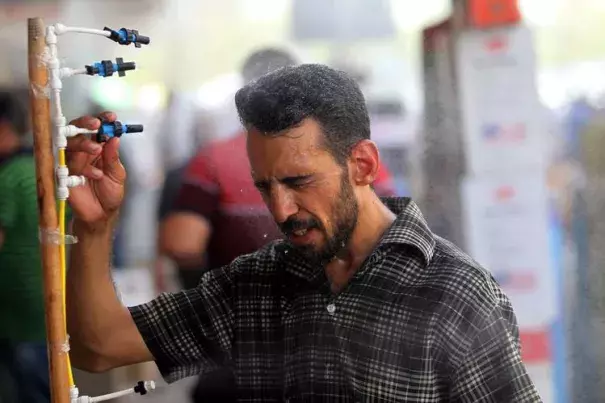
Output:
top-left (59, 125), bottom-right (96, 138)
top-left (56, 166), bottom-right (69, 200)
top-left (66, 175), bottom-right (86, 188)
top-left (70, 386), bottom-right (79, 403)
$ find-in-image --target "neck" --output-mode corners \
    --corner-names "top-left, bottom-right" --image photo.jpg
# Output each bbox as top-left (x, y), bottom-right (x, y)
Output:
top-left (326, 192), bottom-right (396, 292)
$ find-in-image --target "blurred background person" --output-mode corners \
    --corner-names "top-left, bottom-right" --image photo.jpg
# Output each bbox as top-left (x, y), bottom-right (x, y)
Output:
top-left (0, 88), bottom-right (50, 403)
top-left (154, 90), bottom-right (219, 292)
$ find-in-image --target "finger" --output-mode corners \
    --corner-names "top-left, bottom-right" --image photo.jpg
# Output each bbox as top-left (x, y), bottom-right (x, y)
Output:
top-left (66, 134), bottom-right (102, 155)
top-left (98, 111), bottom-right (117, 122)
top-left (102, 138), bottom-right (126, 182)
top-left (80, 164), bottom-right (104, 180)
top-left (65, 144), bottom-right (101, 176)
top-left (69, 115), bottom-right (102, 130)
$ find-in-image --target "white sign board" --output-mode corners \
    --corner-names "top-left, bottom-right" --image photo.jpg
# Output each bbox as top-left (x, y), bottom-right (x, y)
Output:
top-left (461, 173), bottom-right (557, 328)
top-left (453, 22), bottom-right (563, 401)
top-left (457, 24), bottom-right (548, 175)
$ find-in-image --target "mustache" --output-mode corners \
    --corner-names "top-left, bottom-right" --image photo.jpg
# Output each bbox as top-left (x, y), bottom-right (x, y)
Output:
top-left (280, 217), bottom-right (321, 235)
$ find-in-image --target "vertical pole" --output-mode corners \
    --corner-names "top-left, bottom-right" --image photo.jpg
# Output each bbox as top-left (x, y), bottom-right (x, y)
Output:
top-left (27, 17), bottom-right (70, 403)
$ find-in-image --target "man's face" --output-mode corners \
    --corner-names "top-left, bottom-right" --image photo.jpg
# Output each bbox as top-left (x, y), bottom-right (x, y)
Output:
top-left (247, 118), bottom-right (359, 264)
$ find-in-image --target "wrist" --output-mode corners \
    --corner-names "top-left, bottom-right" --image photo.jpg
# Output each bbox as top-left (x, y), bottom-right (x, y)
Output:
top-left (72, 216), bottom-right (116, 237)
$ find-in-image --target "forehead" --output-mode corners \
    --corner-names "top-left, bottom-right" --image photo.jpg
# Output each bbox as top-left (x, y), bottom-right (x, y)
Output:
top-left (246, 118), bottom-right (337, 179)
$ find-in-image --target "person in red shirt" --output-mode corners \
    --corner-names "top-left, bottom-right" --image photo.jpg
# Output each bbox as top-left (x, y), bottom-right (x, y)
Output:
top-left (159, 48), bottom-right (397, 292)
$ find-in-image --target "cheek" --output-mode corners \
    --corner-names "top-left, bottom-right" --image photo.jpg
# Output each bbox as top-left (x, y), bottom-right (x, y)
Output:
top-left (299, 195), bottom-right (339, 233)
top-left (293, 170), bottom-right (344, 218)
top-left (297, 181), bottom-right (338, 210)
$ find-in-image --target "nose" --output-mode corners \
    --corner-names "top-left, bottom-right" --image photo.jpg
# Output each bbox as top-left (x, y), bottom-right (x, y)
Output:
top-left (269, 185), bottom-right (298, 224)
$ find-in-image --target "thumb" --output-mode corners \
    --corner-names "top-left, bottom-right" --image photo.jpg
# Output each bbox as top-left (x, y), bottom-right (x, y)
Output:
top-left (102, 138), bottom-right (126, 183)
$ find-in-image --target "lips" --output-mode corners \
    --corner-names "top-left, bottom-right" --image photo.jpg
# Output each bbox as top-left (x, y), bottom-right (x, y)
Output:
top-left (288, 227), bottom-right (317, 245)
top-left (281, 218), bottom-right (321, 244)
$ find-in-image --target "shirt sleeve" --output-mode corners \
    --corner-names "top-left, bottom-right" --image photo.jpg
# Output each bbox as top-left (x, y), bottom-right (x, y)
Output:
top-left (128, 262), bottom-right (237, 383)
top-left (0, 173), bottom-right (17, 230)
top-left (171, 150), bottom-right (220, 218)
top-left (449, 303), bottom-right (542, 402)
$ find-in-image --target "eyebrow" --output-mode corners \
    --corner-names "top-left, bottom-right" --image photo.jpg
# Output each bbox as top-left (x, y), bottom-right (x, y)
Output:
top-left (254, 174), bottom-right (314, 189)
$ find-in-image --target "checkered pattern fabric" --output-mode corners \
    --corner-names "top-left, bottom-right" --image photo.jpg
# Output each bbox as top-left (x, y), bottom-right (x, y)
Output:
top-left (130, 197), bottom-right (541, 402)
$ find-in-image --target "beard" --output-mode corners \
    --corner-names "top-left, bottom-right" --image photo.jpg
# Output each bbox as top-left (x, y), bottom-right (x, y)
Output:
top-left (280, 171), bottom-right (358, 265)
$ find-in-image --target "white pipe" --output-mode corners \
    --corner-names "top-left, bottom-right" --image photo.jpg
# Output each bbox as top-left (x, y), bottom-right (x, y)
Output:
top-left (53, 23), bottom-right (110, 38)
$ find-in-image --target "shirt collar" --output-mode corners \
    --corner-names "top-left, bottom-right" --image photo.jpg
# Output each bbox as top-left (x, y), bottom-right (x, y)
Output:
top-left (376, 197), bottom-right (435, 263)
top-left (277, 197), bottom-right (435, 282)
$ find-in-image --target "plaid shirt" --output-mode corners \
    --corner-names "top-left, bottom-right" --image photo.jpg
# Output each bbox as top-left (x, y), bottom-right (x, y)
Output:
top-left (130, 197), bottom-right (541, 402)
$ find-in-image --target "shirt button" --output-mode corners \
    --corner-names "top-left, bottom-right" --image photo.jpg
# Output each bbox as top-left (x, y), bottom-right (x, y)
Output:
top-left (327, 304), bottom-right (336, 314)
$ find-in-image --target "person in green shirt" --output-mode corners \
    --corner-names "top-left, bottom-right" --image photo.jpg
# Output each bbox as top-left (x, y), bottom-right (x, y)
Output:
top-left (0, 89), bottom-right (50, 403)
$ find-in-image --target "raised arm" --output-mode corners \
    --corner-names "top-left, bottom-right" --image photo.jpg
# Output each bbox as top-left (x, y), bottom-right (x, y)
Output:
top-left (65, 112), bottom-right (151, 371)
top-left (66, 112), bottom-right (236, 382)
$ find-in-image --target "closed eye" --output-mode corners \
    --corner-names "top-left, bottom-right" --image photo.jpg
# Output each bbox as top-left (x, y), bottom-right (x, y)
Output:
top-left (253, 174), bottom-right (315, 194)
top-left (281, 175), bottom-right (313, 189)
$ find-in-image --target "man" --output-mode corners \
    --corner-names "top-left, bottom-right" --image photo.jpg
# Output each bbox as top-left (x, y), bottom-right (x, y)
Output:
top-left (159, 47), bottom-right (396, 290)
top-left (65, 64), bottom-right (541, 402)
top-left (0, 89), bottom-right (50, 403)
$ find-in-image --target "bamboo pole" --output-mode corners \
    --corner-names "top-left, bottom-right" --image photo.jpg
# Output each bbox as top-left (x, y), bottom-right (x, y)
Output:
top-left (27, 17), bottom-right (70, 403)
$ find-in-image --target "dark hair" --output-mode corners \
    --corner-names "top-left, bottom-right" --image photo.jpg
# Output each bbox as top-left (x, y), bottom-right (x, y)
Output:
top-left (0, 88), bottom-right (29, 136)
top-left (241, 47), bottom-right (298, 84)
top-left (235, 63), bottom-right (370, 165)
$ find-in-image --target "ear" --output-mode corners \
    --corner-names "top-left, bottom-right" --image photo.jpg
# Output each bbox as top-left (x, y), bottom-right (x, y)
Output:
top-left (348, 140), bottom-right (380, 186)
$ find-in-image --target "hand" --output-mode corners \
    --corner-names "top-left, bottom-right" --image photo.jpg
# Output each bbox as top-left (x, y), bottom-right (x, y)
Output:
top-left (66, 112), bottom-right (126, 227)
